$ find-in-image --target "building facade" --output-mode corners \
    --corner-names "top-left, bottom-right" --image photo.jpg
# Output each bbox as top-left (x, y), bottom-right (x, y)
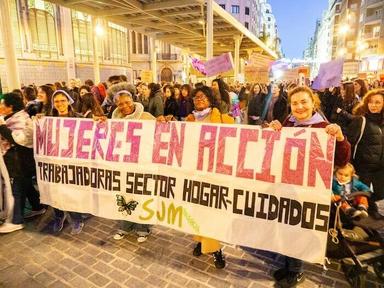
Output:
top-left (216, 0), bottom-right (282, 57)
top-left (0, 0), bottom-right (184, 92)
top-left (305, 0), bottom-right (384, 80)
top-left (358, 0), bottom-right (384, 78)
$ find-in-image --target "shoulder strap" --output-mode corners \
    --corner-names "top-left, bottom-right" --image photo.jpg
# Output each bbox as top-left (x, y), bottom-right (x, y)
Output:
top-left (353, 116), bottom-right (366, 160)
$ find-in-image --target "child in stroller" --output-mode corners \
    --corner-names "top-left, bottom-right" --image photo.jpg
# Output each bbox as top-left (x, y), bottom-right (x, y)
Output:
top-left (332, 163), bottom-right (372, 219)
top-left (327, 170), bottom-right (384, 287)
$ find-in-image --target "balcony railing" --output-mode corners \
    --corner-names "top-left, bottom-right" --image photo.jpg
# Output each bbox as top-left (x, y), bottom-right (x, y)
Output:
top-left (156, 53), bottom-right (179, 60)
top-left (366, 0), bottom-right (383, 8)
top-left (365, 13), bottom-right (382, 23)
top-left (363, 31), bottom-right (381, 39)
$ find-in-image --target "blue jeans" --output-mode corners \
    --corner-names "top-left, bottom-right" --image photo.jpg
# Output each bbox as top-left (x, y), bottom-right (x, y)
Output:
top-left (53, 208), bottom-right (83, 222)
top-left (11, 177), bottom-right (27, 224)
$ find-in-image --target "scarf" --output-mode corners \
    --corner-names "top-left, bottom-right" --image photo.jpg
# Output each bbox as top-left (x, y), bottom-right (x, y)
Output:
top-left (288, 112), bottom-right (325, 127)
top-left (192, 107), bottom-right (211, 121)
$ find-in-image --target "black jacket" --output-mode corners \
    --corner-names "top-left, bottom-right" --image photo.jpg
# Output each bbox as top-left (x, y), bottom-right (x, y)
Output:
top-left (347, 113), bottom-right (384, 172)
top-left (0, 125), bottom-right (35, 178)
top-left (164, 97), bottom-right (179, 118)
top-left (247, 93), bottom-right (267, 125)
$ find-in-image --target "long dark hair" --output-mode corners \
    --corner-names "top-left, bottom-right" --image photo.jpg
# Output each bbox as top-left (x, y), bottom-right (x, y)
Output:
top-left (342, 82), bottom-right (356, 104)
top-left (38, 85), bottom-right (54, 113)
top-left (180, 84), bottom-right (191, 99)
top-left (212, 78), bottom-right (230, 105)
top-left (78, 92), bottom-right (104, 116)
top-left (354, 79), bottom-right (368, 99)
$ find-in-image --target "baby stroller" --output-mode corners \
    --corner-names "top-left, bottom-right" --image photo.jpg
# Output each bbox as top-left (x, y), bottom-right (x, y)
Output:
top-left (326, 191), bottom-right (384, 287)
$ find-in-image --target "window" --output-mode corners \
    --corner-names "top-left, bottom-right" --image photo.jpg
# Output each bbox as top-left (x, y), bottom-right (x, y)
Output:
top-left (28, 0), bottom-right (59, 59)
top-left (373, 26), bottom-right (381, 37)
top-left (245, 22), bottom-right (249, 29)
top-left (231, 5), bottom-right (240, 14)
top-left (245, 7), bottom-right (250, 15)
top-left (105, 22), bottom-right (127, 64)
top-left (71, 10), bottom-right (93, 62)
top-left (268, 17), bottom-right (271, 21)
top-left (266, 9), bottom-right (270, 13)
top-left (131, 31), bottom-right (136, 54)
top-left (219, 4), bottom-right (225, 10)
top-left (144, 35), bottom-right (148, 54)
top-left (137, 32), bottom-right (143, 54)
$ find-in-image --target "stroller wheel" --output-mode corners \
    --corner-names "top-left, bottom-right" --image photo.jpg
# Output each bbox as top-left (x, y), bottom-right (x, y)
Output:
top-left (373, 260), bottom-right (384, 281)
top-left (342, 263), bottom-right (366, 288)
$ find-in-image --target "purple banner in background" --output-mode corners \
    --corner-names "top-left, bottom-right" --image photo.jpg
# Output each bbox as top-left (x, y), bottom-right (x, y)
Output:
top-left (190, 57), bottom-right (206, 75)
top-left (312, 58), bottom-right (344, 90)
top-left (205, 52), bottom-right (234, 77)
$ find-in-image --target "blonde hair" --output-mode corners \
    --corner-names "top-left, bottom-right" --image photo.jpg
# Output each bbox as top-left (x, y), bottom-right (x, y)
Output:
top-left (288, 86), bottom-right (321, 111)
top-left (334, 163), bottom-right (356, 178)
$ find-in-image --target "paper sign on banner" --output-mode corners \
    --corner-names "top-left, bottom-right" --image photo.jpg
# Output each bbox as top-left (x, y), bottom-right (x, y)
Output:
top-left (205, 52), bottom-right (234, 77)
top-left (312, 58), bottom-right (344, 90)
top-left (34, 118), bottom-right (336, 264)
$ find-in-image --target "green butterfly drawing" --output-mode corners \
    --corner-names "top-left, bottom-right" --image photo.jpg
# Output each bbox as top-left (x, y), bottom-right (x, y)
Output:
top-left (116, 194), bottom-right (138, 216)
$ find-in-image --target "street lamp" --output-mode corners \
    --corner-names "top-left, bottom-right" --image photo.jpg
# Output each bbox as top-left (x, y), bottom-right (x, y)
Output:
top-left (95, 24), bottom-right (104, 37)
top-left (338, 24), bottom-right (350, 35)
top-left (338, 48), bottom-right (347, 57)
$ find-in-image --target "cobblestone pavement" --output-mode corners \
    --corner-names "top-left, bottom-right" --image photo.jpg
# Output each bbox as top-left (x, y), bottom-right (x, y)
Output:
top-left (0, 207), bottom-right (383, 288)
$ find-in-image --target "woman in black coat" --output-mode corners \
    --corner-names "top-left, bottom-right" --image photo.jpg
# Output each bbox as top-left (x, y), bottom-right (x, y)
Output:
top-left (163, 85), bottom-right (179, 119)
top-left (347, 89), bottom-right (384, 218)
top-left (247, 83), bottom-right (267, 125)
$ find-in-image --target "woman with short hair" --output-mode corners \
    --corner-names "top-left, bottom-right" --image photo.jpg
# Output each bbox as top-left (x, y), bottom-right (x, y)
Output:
top-left (186, 86), bottom-right (234, 269)
top-left (111, 90), bottom-right (155, 242)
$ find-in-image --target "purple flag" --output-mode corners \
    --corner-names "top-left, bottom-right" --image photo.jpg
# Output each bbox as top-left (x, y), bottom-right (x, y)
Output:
top-left (312, 58), bottom-right (344, 90)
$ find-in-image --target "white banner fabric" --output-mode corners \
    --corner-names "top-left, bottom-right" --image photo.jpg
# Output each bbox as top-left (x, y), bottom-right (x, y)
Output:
top-left (34, 117), bottom-right (335, 263)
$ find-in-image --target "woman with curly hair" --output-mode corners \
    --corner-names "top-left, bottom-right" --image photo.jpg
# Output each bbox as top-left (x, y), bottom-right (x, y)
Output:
top-left (347, 89), bottom-right (384, 219)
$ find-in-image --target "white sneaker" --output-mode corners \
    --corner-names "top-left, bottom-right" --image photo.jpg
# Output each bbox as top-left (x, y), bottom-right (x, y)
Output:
top-left (24, 208), bottom-right (46, 219)
top-left (0, 223), bottom-right (24, 233)
top-left (113, 230), bottom-right (128, 240)
top-left (137, 235), bottom-right (148, 243)
top-left (137, 230), bottom-right (150, 243)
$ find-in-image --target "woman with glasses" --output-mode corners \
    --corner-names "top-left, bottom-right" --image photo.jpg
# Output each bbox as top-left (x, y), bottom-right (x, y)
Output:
top-left (186, 86), bottom-right (234, 269)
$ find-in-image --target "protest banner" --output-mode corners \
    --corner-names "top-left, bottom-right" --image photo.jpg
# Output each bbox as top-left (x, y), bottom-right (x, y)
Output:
top-left (205, 52), bottom-right (234, 77)
top-left (34, 118), bottom-right (335, 263)
top-left (244, 66), bottom-right (269, 83)
top-left (312, 58), bottom-right (344, 90)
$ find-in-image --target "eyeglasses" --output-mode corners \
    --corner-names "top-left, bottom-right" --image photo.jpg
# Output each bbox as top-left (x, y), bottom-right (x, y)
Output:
top-left (194, 95), bottom-right (208, 101)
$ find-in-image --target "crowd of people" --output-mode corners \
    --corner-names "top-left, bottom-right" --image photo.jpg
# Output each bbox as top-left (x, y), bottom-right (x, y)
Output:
top-left (0, 74), bottom-right (383, 287)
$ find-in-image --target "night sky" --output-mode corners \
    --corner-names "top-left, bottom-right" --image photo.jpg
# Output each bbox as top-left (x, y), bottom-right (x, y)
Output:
top-left (268, 0), bottom-right (329, 59)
